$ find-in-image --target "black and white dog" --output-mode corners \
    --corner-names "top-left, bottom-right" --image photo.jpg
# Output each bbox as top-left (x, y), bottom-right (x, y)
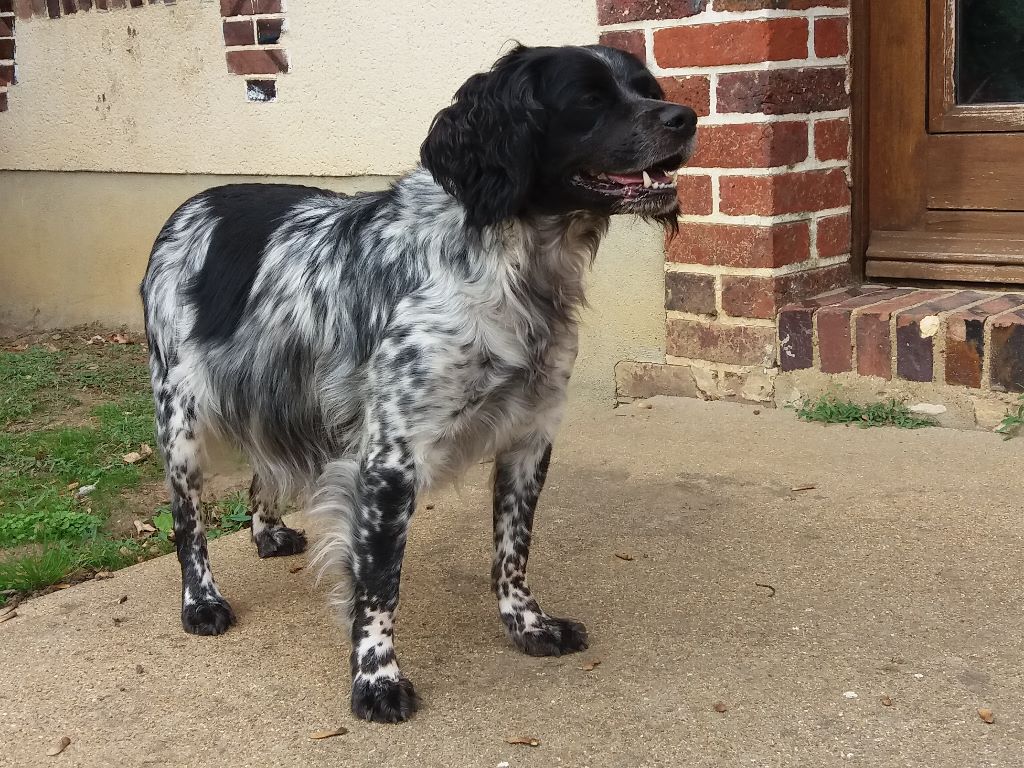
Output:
top-left (141, 44), bottom-right (697, 723)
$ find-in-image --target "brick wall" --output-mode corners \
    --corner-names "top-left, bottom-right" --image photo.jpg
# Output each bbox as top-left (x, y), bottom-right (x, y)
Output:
top-left (1, 1), bottom-right (15, 111)
top-left (220, 0), bottom-right (287, 102)
top-left (5, 0), bottom-right (287, 106)
top-left (599, 0), bottom-right (854, 399)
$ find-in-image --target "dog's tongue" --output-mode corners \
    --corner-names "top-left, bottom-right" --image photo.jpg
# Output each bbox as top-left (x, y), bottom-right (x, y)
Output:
top-left (606, 170), bottom-right (672, 185)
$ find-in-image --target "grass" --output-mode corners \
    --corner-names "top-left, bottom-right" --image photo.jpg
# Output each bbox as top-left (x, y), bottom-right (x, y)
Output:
top-left (796, 393), bottom-right (938, 429)
top-left (996, 394), bottom-right (1024, 440)
top-left (0, 333), bottom-right (249, 605)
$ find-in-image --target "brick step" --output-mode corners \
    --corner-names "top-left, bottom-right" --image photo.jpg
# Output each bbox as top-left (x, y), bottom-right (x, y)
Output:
top-left (778, 286), bottom-right (1024, 392)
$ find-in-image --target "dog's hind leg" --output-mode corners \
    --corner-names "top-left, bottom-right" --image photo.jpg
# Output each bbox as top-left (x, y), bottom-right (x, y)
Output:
top-left (492, 432), bottom-right (588, 657)
top-left (249, 473), bottom-right (307, 559)
top-left (155, 377), bottom-right (236, 635)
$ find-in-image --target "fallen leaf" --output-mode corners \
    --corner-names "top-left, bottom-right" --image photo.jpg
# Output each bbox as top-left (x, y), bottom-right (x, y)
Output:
top-left (66, 482), bottom-right (80, 491)
top-left (614, 552), bottom-right (634, 561)
top-left (12, 343), bottom-right (29, 352)
top-left (581, 659), bottom-right (601, 672)
top-left (93, 571), bottom-right (112, 580)
top-left (109, 332), bottom-right (131, 344)
top-left (713, 701), bottom-right (728, 713)
top-left (791, 484), bottom-right (816, 492)
top-left (310, 727), bottom-right (349, 740)
top-left (118, 595), bottom-right (128, 605)
top-left (123, 452), bottom-right (142, 465)
top-left (289, 565), bottom-right (304, 574)
top-left (51, 584), bottom-right (71, 591)
top-left (51, 333), bottom-right (62, 341)
top-left (133, 520), bottom-right (157, 536)
top-left (506, 736), bottom-right (541, 747)
top-left (881, 695), bottom-right (893, 707)
top-left (0, 609), bottom-right (17, 624)
top-left (86, 335), bottom-right (105, 345)
top-left (46, 736), bottom-right (71, 756)
top-left (978, 708), bottom-right (995, 724)
top-left (44, 343), bottom-right (59, 353)
top-left (139, 443), bottom-right (153, 459)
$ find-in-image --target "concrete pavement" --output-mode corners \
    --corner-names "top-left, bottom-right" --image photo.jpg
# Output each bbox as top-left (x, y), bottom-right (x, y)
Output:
top-left (3, 397), bottom-right (1023, 767)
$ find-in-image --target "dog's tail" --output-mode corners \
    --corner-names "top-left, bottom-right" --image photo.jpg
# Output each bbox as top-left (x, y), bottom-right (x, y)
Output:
top-left (307, 459), bottom-right (360, 627)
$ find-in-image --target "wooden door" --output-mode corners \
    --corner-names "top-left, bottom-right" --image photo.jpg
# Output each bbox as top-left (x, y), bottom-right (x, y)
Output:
top-left (862, 0), bottom-right (1024, 284)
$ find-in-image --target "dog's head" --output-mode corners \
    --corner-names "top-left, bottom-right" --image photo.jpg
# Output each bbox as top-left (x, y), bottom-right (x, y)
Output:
top-left (420, 44), bottom-right (697, 230)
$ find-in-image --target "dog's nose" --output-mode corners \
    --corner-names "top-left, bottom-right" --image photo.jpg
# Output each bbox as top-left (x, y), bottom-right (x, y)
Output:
top-left (659, 104), bottom-right (698, 138)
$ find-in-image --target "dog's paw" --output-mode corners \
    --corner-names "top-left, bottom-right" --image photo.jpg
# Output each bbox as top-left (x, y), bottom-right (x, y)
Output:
top-left (509, 615), bottom-right (589, 657)
top-left (181, 596), bottom-right (236, 636)
top-left (254, 525), bottom-right (308, 559)
top-left (351, 675), bottom-right (420, 724)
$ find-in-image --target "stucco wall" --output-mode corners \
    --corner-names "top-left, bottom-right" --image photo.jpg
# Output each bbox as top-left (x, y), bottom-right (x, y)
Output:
top-left (0, 171), bottom-right (665, 399)
top-left (0, 0), bottom-right (596, 175)
top-left (0, 0), bottom-right (667, 400)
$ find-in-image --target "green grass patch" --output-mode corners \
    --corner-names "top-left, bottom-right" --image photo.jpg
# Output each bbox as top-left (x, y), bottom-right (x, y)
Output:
top-left (796, 394), bottom-right (938, 429)
top-left (0, 336), bottom-right (250, 604)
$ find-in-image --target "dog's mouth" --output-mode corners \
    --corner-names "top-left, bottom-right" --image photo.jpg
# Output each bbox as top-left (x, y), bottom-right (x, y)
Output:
top-left (571, 153), bottom-right (686, 201)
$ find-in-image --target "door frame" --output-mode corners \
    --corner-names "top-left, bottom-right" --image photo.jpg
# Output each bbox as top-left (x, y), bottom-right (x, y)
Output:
top-left (853, 0), bottom-right (1024, 286)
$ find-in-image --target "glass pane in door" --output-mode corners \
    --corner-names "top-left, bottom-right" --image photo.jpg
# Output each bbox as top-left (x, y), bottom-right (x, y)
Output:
top-left (957, 0), bottom-right (1024, 104)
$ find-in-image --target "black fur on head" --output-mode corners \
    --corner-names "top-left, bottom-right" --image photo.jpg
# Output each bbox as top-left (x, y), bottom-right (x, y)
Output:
top-left (420, 44), bottom-right (699, 231)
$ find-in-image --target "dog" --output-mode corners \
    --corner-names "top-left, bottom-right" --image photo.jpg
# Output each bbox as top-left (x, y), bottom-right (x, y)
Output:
top-left (140, 43), bottom-right (697, 723)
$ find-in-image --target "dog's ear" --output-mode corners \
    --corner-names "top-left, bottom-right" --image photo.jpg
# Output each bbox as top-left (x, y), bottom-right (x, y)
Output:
top-left (420, 47), bottom-right (544, 229)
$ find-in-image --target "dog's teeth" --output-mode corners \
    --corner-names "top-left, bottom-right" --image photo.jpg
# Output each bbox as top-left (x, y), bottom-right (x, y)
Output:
top-left (596, 173), bottom-right (608, 180)
top-left (642, 170), bottom-right (653, 189)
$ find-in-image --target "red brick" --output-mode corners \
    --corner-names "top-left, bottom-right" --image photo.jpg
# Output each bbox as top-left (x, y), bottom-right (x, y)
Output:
top-left (658, 75), bottom-right (711, 117)
top-left (0, 63), bottom-right (14, 86)
top-left (816, 213), bottom-right (850, 258)
top-left (597, 0), bottom-right (703, 25)
top-left (719, 169), bottom-right (850, 216)
top-left (814, 17), bottom-right (848, 58)
top-left (654, 18), bottom-right (808, 68)
top-left (854, 291), bottom-right (948, 380)
top-left (0, 13), bottom-right (11, 31)
top-left (676, 175), bottom-right (713, 215)
top-left (815, 288), bottom-right (910, 373)
top-left (667, 319), bottom-right (776, 365)
top-left (989, 309), bottom-right (1024, 392)
top-left (777, 285), bottom-right (888, 372)
top-left (599, 30), bottom-right (646, 63)
top-left (814, 118), bottom-right (850, 162)
top-left (666, 271), bottom-right (716, 315)
top-left (220, 0), bottom-right (279, 15)
top-left (225, 49), bottom-right (288, 75)
top-left (0, 39), bottom-right (14, 61)
top-left (256, 18), bottom-right (284, 44)
top-left (691, 121), bottom-right (807, 168)
top-left (0, 90), bottom-right (7, 112)
top-left (222, 19), bottom-right (254, 46)
top-left (895, 292), bottom-right (986, 382)
top-left (14, 0), bottom-right (32, 19)
top-left (667, 221), bottom-right (810, 268)
top-left (941, 297), bottom-right (1024, 389)
top-left (718, 68), bottom-right (848, 115)
top-left (946, 302), bottom-right (1020, 384)
top-left (721, 263), bottom-right (851, 319)
top-left (715, 0), bottom-right (846, 8)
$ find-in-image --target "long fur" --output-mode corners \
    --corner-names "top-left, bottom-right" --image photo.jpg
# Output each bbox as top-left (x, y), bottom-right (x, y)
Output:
top-left (141, 43), bottom-right (696, 723)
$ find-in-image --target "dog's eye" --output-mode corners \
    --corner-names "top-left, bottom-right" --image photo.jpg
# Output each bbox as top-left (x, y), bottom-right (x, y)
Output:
top-left (578, 93), bottom-right (607, 110)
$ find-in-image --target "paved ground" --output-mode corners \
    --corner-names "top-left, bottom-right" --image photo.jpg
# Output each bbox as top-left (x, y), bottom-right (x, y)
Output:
top-left (3, 397), bottom-right (1023, 767)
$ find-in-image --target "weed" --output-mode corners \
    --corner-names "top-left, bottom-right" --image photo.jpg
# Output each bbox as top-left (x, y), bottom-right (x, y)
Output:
top-left (996, 394), bottom-right (1024, 440)
top-left (796, 394), bottom-right (937, 429)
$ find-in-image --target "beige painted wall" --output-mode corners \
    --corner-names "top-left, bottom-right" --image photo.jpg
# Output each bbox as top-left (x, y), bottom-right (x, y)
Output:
top-left (0, 0), bottom-right (597, 175)
top-left (0, 171), bottom-right (665, 399)
top-left (0, 0), bottom-right (667, 400)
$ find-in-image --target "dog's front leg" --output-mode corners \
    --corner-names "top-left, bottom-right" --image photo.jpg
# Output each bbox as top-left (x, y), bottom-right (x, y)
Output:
top-left (492, 433), bottom-right (588, 656)
top-left (347, 447), bottom-right (420, 723)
